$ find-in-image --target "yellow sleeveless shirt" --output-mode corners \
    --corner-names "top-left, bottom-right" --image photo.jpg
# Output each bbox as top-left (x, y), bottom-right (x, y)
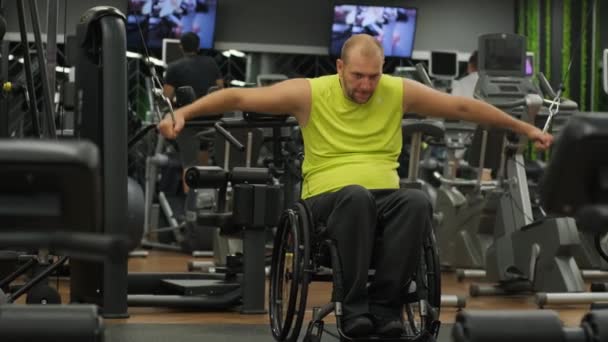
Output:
top-left (301, 74), bottom-right (404, 199)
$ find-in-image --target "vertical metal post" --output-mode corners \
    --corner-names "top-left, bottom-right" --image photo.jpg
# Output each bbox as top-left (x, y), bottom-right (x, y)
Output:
top-left (0, 41), bottom-right (8, 137)
top-left (474, 129), bottom-right (489, 193)
top-left (28, 0), bottom-right (56, 138)
top-left (99, 13), bottom-right (128, 318)
top-left (246, 131), bottom-right (252, 167)
top-left (407, 132), bottom-right (422, 181)
top-left (46, 0), bottom-right (58, 103)
top-left (590, 0), bottom-right (598, 110)
top-left (241, 224), bottom-right (267, 314)
top-left (0, 1), bottom-right (7, 137)
top-left (16, 0), bottom-right (41, 137)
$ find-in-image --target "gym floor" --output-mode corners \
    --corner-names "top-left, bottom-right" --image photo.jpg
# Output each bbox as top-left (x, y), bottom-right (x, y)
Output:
top-left (43, 250), bottom-right (594, 339)
top-left (129, 251), bottom-right (589, 325)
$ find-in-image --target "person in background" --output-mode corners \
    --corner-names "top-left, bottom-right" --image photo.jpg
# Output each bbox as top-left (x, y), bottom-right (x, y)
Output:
top-left (451, 50), bottom-right (479, 98)
top-left (163, 32), bottom-right (223, 192)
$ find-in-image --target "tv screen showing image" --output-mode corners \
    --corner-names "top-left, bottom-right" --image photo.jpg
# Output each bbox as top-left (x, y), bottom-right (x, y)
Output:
top-left (329, 4), bottom-right (417, 58)
top-left (127, 0), bottom-right (218, 51)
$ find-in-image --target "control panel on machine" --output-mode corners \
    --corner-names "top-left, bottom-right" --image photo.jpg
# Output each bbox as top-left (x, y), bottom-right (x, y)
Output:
top-left (475, 75), bottom-right (541, 101)
top-left (474, 33), bottom-right (578, 129)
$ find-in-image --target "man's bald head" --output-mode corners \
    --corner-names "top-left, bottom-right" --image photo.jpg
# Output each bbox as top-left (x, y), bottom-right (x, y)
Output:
top-left (340, 34), bottom-right (384, 64)
top-left (336, 34), bottom-right (384, 104)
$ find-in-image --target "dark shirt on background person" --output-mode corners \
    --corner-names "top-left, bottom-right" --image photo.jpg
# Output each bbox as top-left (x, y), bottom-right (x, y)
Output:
top-left (163, 33), bottom-right (223, 102)
top-left (162, 32), bottom-right (223, 192)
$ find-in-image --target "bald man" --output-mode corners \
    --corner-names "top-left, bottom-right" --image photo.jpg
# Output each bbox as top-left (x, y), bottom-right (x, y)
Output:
top-left (159, 34), bottom-right (552, 338)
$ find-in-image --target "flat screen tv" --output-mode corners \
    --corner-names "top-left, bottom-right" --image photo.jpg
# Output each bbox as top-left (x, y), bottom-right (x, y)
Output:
top-left (127, 0), bottom-right (218, 51)
top-left (329, 4), bottom-right (417, 58)
top-left (429, 51), bottom-right (459, 79)
top-left (162, 38), bottom-right (182, 63)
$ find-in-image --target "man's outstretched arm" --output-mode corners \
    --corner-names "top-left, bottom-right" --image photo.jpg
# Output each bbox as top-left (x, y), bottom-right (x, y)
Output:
top-left (158, 78), bottom-right (311, 139)
top-left (402, 78), bottom-right (553, 150)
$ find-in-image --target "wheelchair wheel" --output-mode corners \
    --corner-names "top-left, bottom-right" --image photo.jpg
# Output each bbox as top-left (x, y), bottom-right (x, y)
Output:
top-left (269, 201), bottom-right (312, 342)
top-left (403, 227), bottom-right (441, 337)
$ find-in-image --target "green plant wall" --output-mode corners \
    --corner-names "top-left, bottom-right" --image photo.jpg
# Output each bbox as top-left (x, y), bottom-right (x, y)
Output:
top-left (517, 0), bottom-right (543, 160)
top-left (518, 0), bottom-right (603, 111)
top-left (526, 1), bottom-right (540, 76)
top-left (593, 0), bottom-right (606, 111)
top-left (561, 0), bottom-right (571, 99)
top-left (544, 0), bottom-right (551, 81)
top-left (580, 0), bottom-right (588, 110)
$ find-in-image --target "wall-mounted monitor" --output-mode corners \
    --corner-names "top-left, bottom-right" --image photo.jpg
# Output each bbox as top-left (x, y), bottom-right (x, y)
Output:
top-left (478, 33), bottom-right (526, 77)
top-left (127, 0), bottom-right (218, 52)
top-left (329, 4), bottom-right (417, 58)
top-left (162, 38), bottom-right (182, 64)
top-left (603, 48), bottom-right (607, 95)
top-left (429, 51), bottom-right (458, 79)
top-left (525, 52), bottom-right (534, 76)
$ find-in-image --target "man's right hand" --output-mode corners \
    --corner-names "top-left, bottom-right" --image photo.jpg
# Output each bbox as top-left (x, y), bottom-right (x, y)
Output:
top-left (157, 110), bottom-right (185, 139)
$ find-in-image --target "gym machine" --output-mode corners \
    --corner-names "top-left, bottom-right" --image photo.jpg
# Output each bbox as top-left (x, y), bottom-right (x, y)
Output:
top-left (458, 111), bottom-right (608, 312)
top-left (0, 0), bottom-right (56, 139)
top-left (535, 112), bottom-right (608, 307)
top-left (411, 61), bottom-right (499, 274)
top-left (453, 310), bottom-right (608, 342)
top-left (459, 34), bottom-right (586, 297)
top-left (433, 120), bottom-right (500, 273)
top-left (0, 139), bottom-right (129, 341)
top-left (128, 114), bottom-right (296, 314)
top-left (71, 6), bottom-right (145, 318)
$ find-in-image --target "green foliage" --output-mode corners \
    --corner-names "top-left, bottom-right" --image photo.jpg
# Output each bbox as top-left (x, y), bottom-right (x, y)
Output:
top-left (545, 0), bottom-right (551, 80)
top-left (518, 0), bottom-right (525, 35)
top-left (561, 0), bottom-right (571, 99)
top-left (526, 1), bottom-right (540, 75)
top-left (580, 0), bottom-right (588, 111)
top-left (593, 1), bottom-right (607, 111)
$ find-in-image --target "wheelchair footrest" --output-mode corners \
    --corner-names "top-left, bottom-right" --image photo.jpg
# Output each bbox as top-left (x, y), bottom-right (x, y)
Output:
top-left (160, 279), bottom-right (240, 296)
top-left (430, 319), bottom-right (441, 338)
top-left (304, 319), bottom-right (324, 342)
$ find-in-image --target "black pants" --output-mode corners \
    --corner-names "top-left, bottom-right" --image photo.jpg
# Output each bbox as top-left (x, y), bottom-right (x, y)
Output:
top-left (305, 185), bottom-right (432, 321)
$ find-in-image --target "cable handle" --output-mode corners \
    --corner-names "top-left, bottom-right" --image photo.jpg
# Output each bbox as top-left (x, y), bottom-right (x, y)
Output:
top-left (151, 88), bottom-right (175, 123)
top-left (537, 72), bottom-right (578, 133)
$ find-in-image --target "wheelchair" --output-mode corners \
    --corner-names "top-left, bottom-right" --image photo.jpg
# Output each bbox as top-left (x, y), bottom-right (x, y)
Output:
top-left (269, 200), bottom-right (442, 342)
